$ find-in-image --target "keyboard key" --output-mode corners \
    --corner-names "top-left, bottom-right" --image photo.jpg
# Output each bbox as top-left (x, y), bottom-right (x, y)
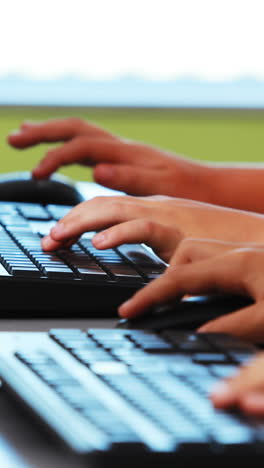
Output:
top-left (17, 203), bottom-right (51, 221)
top-left (185, 374), bottom-right (218, 395)
top-left (129, 332), bottom-right (174, 352)
top-left (42, 266), bottom-right (75, 279)
top-left (105, 264), bottom-right (142, 283)
top-left (84, 409), bottom-right (140, 443)
top-left (205, 333), bottom-right (256, 351)
top-left (192, 353), bottom-right (230, 364)
top-left (162, 330), bottom-right (212, 352)
top-left (212, 412), bottom-right (254, 445)
top-left (90, 362), bottom-right (128, 375)
top-left (210, 364), bottom-right (238, 378)
top-left (10, 266), bottom-right (41, 277)
top-left (0, 202), bottom-right (17, 214)
top-left (117, 244), bottom-right (165, 267)
top-left (102, 373), bottom-right (207, 444)
top-left (46, 205), bottom-right (72, 220)
top-left (77, 267), bottom-right (109, 280)
top-left (140, 266), bottom-right (167, 280)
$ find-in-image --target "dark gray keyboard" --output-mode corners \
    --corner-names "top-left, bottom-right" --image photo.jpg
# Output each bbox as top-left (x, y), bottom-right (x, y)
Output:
top-left (0, 328), bottom-right (260, 458)
top-left (0, 202), bottom-right (166, 316)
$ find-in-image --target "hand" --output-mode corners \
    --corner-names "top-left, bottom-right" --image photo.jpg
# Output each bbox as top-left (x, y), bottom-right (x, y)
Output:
top-left (119, 239), bottom-right (264, 343)
top-left (7, 118), bottom-right (212, 199)
top-left (41, 194), bottom-right (264, 257)
top-left (211, 352), bottom-right (264, 417)
top-left (42, 195), bottom-right (187, 263)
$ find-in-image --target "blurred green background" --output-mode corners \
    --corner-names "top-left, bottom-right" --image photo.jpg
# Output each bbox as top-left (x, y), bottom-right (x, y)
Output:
top-left (0, 106), bottom-right (263, 181)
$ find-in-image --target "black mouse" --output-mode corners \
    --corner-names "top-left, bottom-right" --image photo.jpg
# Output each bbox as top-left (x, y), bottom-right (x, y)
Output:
top-left (117, 294), bottom-right (253, 331)
top-left (0, 171), bottom-right (85, 205)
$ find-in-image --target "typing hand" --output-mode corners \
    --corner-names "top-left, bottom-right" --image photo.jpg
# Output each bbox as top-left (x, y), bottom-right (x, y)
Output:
top-left (42, 196), bottom-right (185, 263)
top-left (119, 239), bottom-right (264, 342)
top-left (211, 352), bottom-right (264, 417)
top-left (8, 117), bottom-right (211, 199)
top-left (41, 194), bottom-right (264, 257)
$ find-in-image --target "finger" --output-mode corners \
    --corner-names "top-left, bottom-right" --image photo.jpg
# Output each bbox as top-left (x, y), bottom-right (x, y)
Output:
top-left (171, 239), bottom-right (264, 267)
top-left (118, 268), bottom-right (183, 318)
top-left (94, 163), bottom-right (171, 196)
top-left (197, 300), bottom-right (264, 341)
top-left (54, 192), bottom-right (179, 238)
top-left (47, 197), bottom-right (151, 243)
top-left (41, 236), bottom-right (64, 251)
top-left (92, 219), bottom-right (182, 262)
top-left (50, 196), bottom-right (130, 226)
top-left (32, 138), bottom-right (147, 179)
top-left (211, 353), bottom-right (264, 408)
top-left (118, 252), bottom-right (252, 318)
top-left (8, 118), bottom-right (114, 149)
top-left (41, 235), bottom-right (78, 251)
top-left (20, 120), bottom-right (42, 129)
top-left (57, 194), bottom-right (150, 224)
top-left (239, 392), bottom-right (264, 416)
top-left (171, 238), bottom-right (242, 266)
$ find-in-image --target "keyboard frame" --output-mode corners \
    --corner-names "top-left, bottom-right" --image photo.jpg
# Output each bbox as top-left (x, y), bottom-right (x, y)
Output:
top-left (0, 201), bottom-right (166, 317)
top-left (0, 274), bottom-right (144, 317)
top-left (0, 329), bottom-right (261, 459)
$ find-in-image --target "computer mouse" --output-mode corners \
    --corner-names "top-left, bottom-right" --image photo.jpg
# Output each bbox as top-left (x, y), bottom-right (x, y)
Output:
top-left (117, 294), bottom-right (253, 331)
top-left (0, 171), bottom-right (85, 205)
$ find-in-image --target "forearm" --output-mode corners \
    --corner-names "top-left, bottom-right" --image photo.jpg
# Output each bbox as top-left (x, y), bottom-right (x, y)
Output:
top-left (203, 164), bottom-right (264, 213)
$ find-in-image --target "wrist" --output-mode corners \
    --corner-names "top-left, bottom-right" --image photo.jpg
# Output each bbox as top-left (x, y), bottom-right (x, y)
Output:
top-left (201, 165), bottom-right (238, 208)
top-left (180, 161), bottom-right (220, 205)
top-left (237, 210), bottom-right (264, 243)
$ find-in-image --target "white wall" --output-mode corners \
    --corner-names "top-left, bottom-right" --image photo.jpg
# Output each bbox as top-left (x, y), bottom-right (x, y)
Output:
top-left (1, 0), bottom-right (264, 81)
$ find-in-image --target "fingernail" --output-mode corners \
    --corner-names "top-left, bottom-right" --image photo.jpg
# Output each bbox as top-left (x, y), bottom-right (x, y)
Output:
top-left (118, 299), bottom-right (133, 317)
top-left (41, 236), bottom-right (51, 250)
top-left (211, 381), bottom-right (233, 400)
top-left (8, 130), bottom-right (22, 136)
top-left (197, 324), bottom-right (209, 333)
top-left (93, 232), bottom-right (107, 246)
top-left (198, 324), bottom-right (220, 334)
top-left (51, 223), bottom-right (65, 238)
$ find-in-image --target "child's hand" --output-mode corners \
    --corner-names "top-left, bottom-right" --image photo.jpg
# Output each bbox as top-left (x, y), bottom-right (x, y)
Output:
top-left (211, 352), bottom-right (264, 417)
top-left (8, 118), bottom-right (211, 199)
top-left (41, 194), bottom-right (264, 255)
top-left (9, 118), bottom-right (264, 213)
top-left (119, 239), bottom-right (264, 342)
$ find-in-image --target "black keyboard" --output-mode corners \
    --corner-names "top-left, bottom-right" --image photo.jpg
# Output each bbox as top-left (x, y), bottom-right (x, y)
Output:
top-left (0, 328), bottom-right (261, 458)
top-left (0, 201), bottom-right (166, 317)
